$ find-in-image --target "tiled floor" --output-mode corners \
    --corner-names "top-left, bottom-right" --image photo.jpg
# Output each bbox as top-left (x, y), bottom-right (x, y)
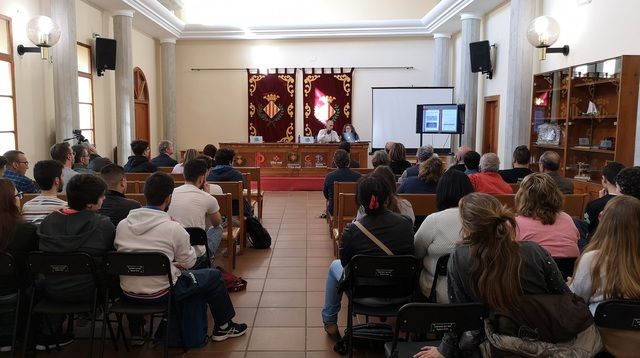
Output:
top-left (8, 191), bottom-right (387, 357)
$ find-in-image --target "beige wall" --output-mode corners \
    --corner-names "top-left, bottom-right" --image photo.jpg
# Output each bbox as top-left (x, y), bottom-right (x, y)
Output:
top-left (175, 37), bottom-right (434, 152)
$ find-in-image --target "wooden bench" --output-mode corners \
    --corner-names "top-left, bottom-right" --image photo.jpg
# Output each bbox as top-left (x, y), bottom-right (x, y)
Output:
top-left (329, 181), bottom-right (358, 234)
top-left (238, 167), bottom-right (264, 218)
top-left (332, 193), bottom-right (360, 257)
top-left (213, 193), bottom-right (240, 269)
top-left (209, 181), bottom-right (247, 253)
top-left (490, 193), bottom-right (589, 219)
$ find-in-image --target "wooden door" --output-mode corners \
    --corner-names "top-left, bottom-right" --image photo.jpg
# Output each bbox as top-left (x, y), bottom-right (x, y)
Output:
top-left (134, 67), bottom-right (150, 144)
top-left (482, 96), bottom-right (500, 154)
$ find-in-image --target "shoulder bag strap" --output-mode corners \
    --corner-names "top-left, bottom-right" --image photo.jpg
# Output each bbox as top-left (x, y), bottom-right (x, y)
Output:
top-left (353, 221), bottom-right (393, 256)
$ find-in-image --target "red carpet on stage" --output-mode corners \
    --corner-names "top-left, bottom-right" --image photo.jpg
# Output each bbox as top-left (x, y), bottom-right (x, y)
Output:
top-left (258, 177), bottom-right (324, 191)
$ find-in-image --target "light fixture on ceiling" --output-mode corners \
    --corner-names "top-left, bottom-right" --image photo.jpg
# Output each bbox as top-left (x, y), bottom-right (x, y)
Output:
top-left (16, 16), bottom-right (61, 60)
top-left (526, 16), bottom-right (569, 60)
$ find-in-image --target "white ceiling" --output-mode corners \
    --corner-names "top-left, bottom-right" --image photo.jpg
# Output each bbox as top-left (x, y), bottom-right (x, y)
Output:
top-left (82, 0), bottom-right (508, 40)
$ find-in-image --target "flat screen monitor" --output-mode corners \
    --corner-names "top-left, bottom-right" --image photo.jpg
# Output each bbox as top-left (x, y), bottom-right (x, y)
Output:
top-left (415, 104), bottom-right (465, 134)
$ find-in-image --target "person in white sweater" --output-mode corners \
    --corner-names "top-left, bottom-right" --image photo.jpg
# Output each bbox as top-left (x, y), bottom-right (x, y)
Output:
top-left (115, 172), bottom-right (247, 342)
top-left (569, 195), bottom-right (640, 357)
top-left (414, 169), bottom-right (474, 302)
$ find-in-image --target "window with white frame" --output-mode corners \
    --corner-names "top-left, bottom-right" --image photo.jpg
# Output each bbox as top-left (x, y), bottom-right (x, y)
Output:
top-left (0, 15), bottom-right (18, 153)
top-left (77, 42), bottom-right (95, 144)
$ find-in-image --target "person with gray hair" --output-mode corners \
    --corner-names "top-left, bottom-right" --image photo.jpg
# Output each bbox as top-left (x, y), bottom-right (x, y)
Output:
top-left (151, 140), bottom-right (178, 167)
top-left (398, 144), bottom-right (436, 184)
top-left (467, 153), bottom-right (512, 194)
top-left (539, 150), bottom-right (573, 194)
top-left (371, 150), bottom-right (391, 168)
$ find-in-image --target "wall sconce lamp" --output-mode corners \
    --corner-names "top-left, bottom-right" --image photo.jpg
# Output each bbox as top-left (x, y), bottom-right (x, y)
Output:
top-left (526, 16), bottom-right (570, 60)
top-left (16, 16), bottom-right (61, 60)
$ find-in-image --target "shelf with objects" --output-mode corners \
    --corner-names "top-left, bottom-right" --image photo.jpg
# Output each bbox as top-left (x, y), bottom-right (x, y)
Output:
top-left (529, 55), bottom-right (640, 196)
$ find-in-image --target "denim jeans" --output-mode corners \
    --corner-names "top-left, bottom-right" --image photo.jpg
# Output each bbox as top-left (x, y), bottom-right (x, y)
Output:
top-left (207, 226), bottom-right (223, 254)
top-left (322, 260), bottom-right (344, 324)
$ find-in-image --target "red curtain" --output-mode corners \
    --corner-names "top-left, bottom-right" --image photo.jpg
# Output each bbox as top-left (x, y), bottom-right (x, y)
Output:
top-left (302, 68), bottom-right (354, 138)
top-left (248, 69), bottom-right (297, 143)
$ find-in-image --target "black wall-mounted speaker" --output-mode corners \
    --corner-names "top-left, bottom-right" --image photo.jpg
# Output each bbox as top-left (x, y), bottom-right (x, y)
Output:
top-left (95, 37), bottom-right (117, 71)
top-left (470, 40), bottom-right (492, 73)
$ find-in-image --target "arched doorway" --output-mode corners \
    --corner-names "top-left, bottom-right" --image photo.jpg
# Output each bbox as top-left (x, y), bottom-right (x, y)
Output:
top-left (134, 67), bottom-right (150, 144)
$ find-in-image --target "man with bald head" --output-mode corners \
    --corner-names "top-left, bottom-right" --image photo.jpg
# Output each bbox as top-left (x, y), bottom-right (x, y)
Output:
top-left (468, 153), bottom-right (512, 194)
top-left (448, 146), bottom-right (471, 172)
top-left (539, 151), bottom-right (573, 194)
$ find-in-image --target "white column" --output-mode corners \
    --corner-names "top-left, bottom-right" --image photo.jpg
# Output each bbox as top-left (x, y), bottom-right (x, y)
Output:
top-left (504, 0), bottom-right (536, 162)
top-left (50, 0), bottom-right (79, 142)
top-left (459, 13), bottom-right (481, 149)
top-left (160, 39), bottom-right (177, 154)
top-left (112, 10), bottom-right (135, 165)
top-left (433, 33), bottom-right (451, 87)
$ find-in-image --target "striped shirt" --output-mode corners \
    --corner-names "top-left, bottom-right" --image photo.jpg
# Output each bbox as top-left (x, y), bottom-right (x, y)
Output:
top-left (22, 196), bottom-right (68, 225)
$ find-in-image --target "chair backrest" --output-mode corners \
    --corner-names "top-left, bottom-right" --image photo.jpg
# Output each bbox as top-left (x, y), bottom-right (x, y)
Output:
top-left (594, 299), bottom-right (640, 330)
top-left (156, 166), bottom-right (174, 173)
top-left (562, 194), bottom-right (589, 219)
top-left (212, 193), bottom-right (237, 268)
top-left (126, 193), bottom-right (147, 206)
top-left (395, 302), bottom-right (488, 335)
top-left (104, 251), bottom-right (172, 278)
top-left (398, 194), bottom-right (438, 218)
top-left (26, 251), bottom-right (96, 276)
top-left (210, 181), bottom-right (243, 201)
top-left (428, 253), bottom-right (450, 303)
top-left (332, 193), bottom-right (360, 257)
top-left (0, 252), bottom-right (17, 277)
top-left (347, 255), bottom-right (420, 300)
top-left (552, 257), bottom-right (577, 281)
top-left (169, 173), bottom-right (184, 182)
top-left (125, 172), bottom-right (152, 182)
top-left (509, 183), bottom-right (520, 194)
top-left (492, 194), bottom-right (516, 210)
top-left (332, 181), bottom-right (358, 221)
top-left (185, 227), bottom-right (207, 246)
top-left (126, 180), bottom-right (140, 194)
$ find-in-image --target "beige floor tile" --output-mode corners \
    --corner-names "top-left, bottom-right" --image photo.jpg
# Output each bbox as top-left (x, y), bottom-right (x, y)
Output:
top-left (277, 234), bottom-right (307, 241)
top-left (274, 240), bottom-right (307, 249)
top-left (234, 266), bottom-right (268, 279)
top-left (306, 248), bottom-right (334, 257)
top-left (248, 327), bottom-right (306, 351)
top-left (267, 267), bottom-right (307, 279)
top-left (306, 291), bottom-right (326, 308)
top-left (306, 278), bottom-right (326, 291)
top-left (306, 257), bottom-right (334, 267)
top-left (269, 257), bottom-right (307, 267)
top-left (233, 307), bottom-right (258, 327)
top-left (307, 240), bottom-right (333, 250)
top-left (306, 327), bottom-right (339, 351)
top-left (230, 291), bottom-right (262, 308)
top-left (263, 278), bottom-right (306, 291)
top-left (307, 266), bottom-right (329, 279)
top-left (272, 248), bottom-right (307, 257)
top-left (254, 307), bottom-right (306, 326)
top-left (259, 291), bottom-right (307, 308)
top-left (246, 352), bottom-right (306, 358)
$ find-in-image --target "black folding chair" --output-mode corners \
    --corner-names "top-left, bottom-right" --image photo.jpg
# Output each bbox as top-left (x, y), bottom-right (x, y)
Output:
top-left (100, 251), bottom-right (187, 358)
top-left (23, 251), bottom-right (101, 357)
top-left (0, 253), bottom-right (21, 358)
top-left (385, 302), bottom-right (489, 358)
top-left (594, 299), bottom-right (640, 330)
top-left (428, 254), bottom-right (450, 303)
top-left (552, 257), bottom-right (577, 281)
top-left (344, 255), bottom-right (420, 358)
top-left (186, 227), bottom-right (211, 268)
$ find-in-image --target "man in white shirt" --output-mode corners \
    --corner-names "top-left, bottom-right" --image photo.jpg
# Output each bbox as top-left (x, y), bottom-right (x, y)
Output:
top-left (22, 160), bottom-right (67, 225)
top-left (317, 121), bottom-right (340, 143)
top-left (168, 159), bottom-right (223, 268)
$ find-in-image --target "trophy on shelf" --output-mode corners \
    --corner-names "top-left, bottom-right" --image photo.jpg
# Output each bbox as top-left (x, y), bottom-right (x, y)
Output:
top-left (571, 162), bottom-right (592, 181)
top-left (583, 101), bottom-right (599, 116)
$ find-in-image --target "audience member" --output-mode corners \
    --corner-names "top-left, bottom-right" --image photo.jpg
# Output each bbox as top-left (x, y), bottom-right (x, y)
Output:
top-left (172, 148), bottom-right (198, 174)
top-left (123, 139), bottom-right (157, 173)
top-left (398, 145), bottom-right (434, 184)
top-left (167, 159), bottom-right (223, 269)
top-left (331, 142), bottom-right (360, 168)
top-left (322, 176), bottom-right (414, 341)
top-left (207, 148), bottom-right (252, 216)
top-left (71, 144), bottom-right (96, 174)
top-left (151, 140), bottom-right (178, 167)
top-left (317, 121), bottom-right (340, 143)
top-left (389, 142), bottom-right (411, 175)
top-left (416, 193), bottom-right (572, 357)
top-left (570, 195), bottom-right (640, 357)
top-left (22, 160), bottom-right (67, 225)
top-left (97, 164), bottom-right (142, 228)
top-left (384, 141), bottom-right (395, 153)
top-left (499, 145), bottom-right (534, 183)
top-left (447, 146), bottom-right (470, 172)
top-left (195, 154), bottom-right (223, 195)
top-left (515, 173), bottom-right (579, 257)
top-left (468, 153), bottom-right (512, 194)
top-left (49, 142), bottom-right (78, 194)
top-left (539, 150), bottom-right (573, 194)
top-left (341, 123), bottom-right (360, 141)
top-left (371, 150), bottom-right (390, 168)
top-left (3, 150), bottom-right (39, 193)
top-left (37, 174), bottom-right (114, 349)
top-left (356, 165), bottom-right (414, 223)
top-left (462, 150), bottom-right (480, 175)
top-left (86, 143), bottom-right (112, 172)
top-left (615, 166), bottom-right (640, 200)
top-left (203, 144), bottom-right (217, 159)
top-left (584, 161), bottom-right (625, 236)
top-left (397, 157), bottom-right (443, 194)
top-left (0, 155), bottom-right (6, 177)
top-left (414, 169), bottom-right (474, 302)
top-left (322, 149), bottom-right (361, 217)
top-left (115, 172), bottom-right (248, 342)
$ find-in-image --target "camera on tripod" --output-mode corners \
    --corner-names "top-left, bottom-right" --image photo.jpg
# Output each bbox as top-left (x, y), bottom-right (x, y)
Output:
top-left (64, 129), bottom-right (88, 145)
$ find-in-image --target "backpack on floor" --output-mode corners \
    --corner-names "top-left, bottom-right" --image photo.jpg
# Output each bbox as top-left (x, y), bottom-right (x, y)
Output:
top-left (245, 215), bottom-right (272, 249)
top-left (154, 293), bottom-right (209, 348)
top-left (216, 265), bottom-right (248, 292)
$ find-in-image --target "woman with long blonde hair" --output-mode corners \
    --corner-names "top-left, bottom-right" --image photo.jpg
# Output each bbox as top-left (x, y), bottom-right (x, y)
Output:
top-left (570, 195), bottom-right (640, 357)
top-left (171, 148), bottom-right (199, 174)
top-left (515, 172), bottom-right (580, 257)
top-left (416, 193), bottom-right (569, 358)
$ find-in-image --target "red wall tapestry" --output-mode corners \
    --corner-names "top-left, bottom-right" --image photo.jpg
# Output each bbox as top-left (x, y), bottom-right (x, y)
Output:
top-left (247, 69), bottom-right (296, 143)
top-left (302, 68), bottom-right (354, 139)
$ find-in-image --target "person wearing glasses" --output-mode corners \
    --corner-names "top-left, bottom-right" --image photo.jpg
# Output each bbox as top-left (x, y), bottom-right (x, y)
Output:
top-left (2, 150), bottom-right (39, 193)
top-left (71, 144), bottom-right (97, 174)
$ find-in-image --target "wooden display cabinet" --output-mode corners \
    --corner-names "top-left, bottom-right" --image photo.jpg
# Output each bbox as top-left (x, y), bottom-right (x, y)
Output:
top-left (530, 55), bottom-right (640, 186)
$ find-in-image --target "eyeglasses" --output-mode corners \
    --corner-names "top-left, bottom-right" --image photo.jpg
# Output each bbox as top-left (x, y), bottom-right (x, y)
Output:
top-left (17, 161), bottom-right (28, 165)
top-left (15, 191), bottom-right (24, 199)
